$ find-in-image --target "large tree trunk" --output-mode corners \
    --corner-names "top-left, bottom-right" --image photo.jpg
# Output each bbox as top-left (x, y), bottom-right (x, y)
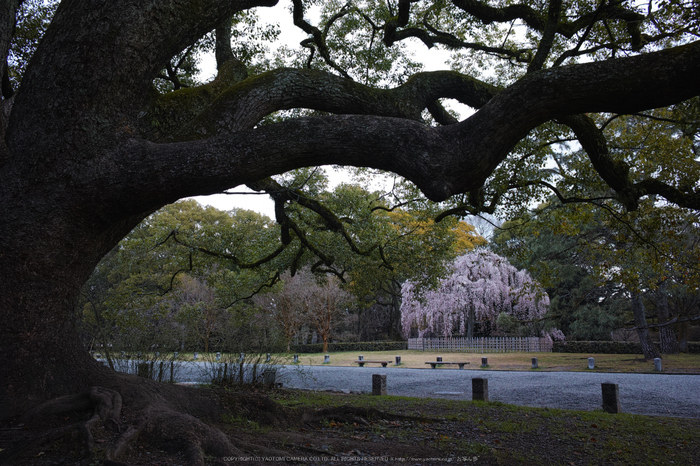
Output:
top-left (467, 307), bottom-right (476, 339)
top-left (388, 280), bottom-right (403, 339)
top-left (656, 282), bottom-right (680, 354)
top-left (0, 190), bottom-right (144, 417)
top-left (678, 321), bottom-right (690, 353)
top-left (631, 292), bottom-right (660, 360)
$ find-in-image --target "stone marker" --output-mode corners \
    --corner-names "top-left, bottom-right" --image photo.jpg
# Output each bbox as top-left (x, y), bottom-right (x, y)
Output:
top-left (173, 351), bottom-right (178, 359)
top-left (293, 354), bottom-right (299, 363)
top-left (437, 356), bottom-right (443, 362)
top-left (472, 378), bottom-right (488, 401)
top-left (358, 355), bottom-right (364, 361)
top-left (266, 353), bottom-right (271, 362)
top-left (263, 368), bottom-right (277, 387)
top-left (531, 357), bottom-right (538, 369)
top-left (395, 356), bottom-right (401, 365)
top-left (602, 383), bottom-right (621, 413)
top-left (216, 352), bottom-right (221, 361)
top-left (193, 352), bottom-right (198, 361)
top-left (481, 357), bottom-right (488, 367)
top-left (239, 353), bottom-right (245, 362)
top-left (324, 354), bottom-right (330, 363)
top-left (137, 362), bottom-right (150, 378)
top-left (654, 358), bottom-right (662, 371)
top-left (372, 374), bottom-right (387, 396)
top-left (588, 357), bottom-right (595, 370)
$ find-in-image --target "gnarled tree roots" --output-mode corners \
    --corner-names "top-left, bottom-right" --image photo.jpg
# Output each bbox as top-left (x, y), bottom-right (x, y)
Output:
top-left (0, 385), bottom-right (259, 465)
top-left (0, 384), bottom-right (424, 466)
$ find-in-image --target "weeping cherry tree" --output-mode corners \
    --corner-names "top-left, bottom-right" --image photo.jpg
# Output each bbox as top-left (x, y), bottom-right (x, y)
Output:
top-left (401, 250), bottom-right (553, 338)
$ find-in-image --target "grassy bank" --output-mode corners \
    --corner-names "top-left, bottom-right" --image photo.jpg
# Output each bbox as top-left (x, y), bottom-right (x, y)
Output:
top-left (264, 389), bottom-right (700, 465)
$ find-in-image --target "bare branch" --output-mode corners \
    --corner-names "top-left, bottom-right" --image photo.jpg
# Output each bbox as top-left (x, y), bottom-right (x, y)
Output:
top-left (247, 177), bottom-right (395, 271)
top-left (164, 229), bottom-right (289, 270)
top-left (292, 0), bottom-right (351, 79)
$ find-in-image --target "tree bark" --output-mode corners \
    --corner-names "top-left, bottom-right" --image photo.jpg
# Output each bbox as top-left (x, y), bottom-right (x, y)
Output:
top-left (388, 280), bottom-right (403, 339)
top-left (678, 321), bottom-right (689, 353)
top-left (656, 282), bottom-right (680, 354)
top-left (467, 307), bottom-right (475, 339)
top-left (631, 292), bottom-right (660, 360)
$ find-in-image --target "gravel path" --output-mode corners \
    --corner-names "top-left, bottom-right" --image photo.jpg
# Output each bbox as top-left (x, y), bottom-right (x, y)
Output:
top-left (277, 365), bottom-right (700, 419)
top-left (111, 359), bottom-right (699, 418)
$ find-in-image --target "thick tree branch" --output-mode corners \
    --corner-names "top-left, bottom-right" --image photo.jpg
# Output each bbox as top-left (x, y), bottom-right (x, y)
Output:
top-left (451, 0), bottom-right (546, 30)
top-left (634, 178), bottom-right (700, 210)
top-left (161, 68), bottom-right (498, 140)
top-left (0, 0), bottom-right (20, 91)
top-left (427, 100), bottom-right (460, 125)
top-left (7, 0), bottom-right (278, 154)
top-left (561, 113), bottom-right (700, 211)
top-left (383, 0), bottom-right (420, 45)
top-left (451, 0), bottom-right (645, 44)
top-left (215, 17), bottom-right (235, 69)
top-left (383, 0), bottom-right (530, 61)
top-left (95, 41), bottom-right (700, 215)
top-left (0, 0), bottom-right (19, 154)
top-left (214, 17), bottom-right (250, 83)
top-left (558, 114), bottom-right (637, 208)
top-left (528, 0), bottom-right (562, 72)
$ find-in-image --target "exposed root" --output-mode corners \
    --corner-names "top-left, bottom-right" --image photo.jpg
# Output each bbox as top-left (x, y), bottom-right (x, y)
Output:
top-left (88, 386), bottom-right (122, 432)
top-left (138, 405), bottom-right (245, 466)
top-left (0, 386), bottom-right (125, 463)
top-left (20, 392), bottom-right (94, 423)
top-left (2, 382), bottom-right (301, 465)
top-left (106, 425), bottom-right (140, 461)
top-left (2, 383), bottom-right (429, 465)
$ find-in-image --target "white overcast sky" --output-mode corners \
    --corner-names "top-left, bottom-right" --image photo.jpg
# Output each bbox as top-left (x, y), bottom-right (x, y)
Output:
top-left (191, 0), bottom-right (462, 218)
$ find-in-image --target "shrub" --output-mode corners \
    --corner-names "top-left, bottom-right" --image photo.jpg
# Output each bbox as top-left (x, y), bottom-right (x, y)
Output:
top-left (553, 340), bottom-right (700, 354)
top-left (290, 341), bottom-right (407, 353)
top-left (553, 341), bottom-right (642, 354)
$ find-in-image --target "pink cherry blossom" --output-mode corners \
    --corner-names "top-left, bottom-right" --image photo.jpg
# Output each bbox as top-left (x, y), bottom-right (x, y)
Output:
top-left (401, 250), bottom-right (550, 338)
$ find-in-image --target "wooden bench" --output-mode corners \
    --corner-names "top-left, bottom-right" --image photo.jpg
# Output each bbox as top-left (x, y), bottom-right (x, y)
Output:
top-left (355, 360), bottom-right (391, 367)
top-left (426, 361), bottom-right (470, 369)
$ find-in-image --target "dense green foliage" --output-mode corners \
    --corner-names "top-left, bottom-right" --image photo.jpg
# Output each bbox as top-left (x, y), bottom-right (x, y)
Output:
top-left (290, 341), bottom-right (408, 353)
top-left (553, 340), bottom-right (700, 354)
top-left (80, 175), bottom-right (484, 351)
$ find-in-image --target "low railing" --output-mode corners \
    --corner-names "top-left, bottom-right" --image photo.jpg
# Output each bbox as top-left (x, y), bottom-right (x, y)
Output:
top-left (408, 336), bottom-right (552, 353)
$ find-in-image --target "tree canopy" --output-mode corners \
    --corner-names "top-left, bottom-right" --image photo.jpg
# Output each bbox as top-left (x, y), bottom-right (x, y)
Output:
top-left (1, 0), bottom-right (699, 461)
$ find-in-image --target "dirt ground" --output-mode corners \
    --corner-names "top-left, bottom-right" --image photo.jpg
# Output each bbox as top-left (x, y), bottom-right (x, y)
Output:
top-left (2, 386), bottom-right (698, 466)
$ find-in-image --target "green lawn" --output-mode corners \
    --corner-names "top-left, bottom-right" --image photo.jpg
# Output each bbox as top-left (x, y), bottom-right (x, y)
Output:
top-left (276, 350), bottom-right (700, 373)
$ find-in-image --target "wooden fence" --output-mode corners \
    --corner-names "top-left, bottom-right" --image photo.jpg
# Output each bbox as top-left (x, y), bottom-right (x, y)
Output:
top-left (408, 337), bottom-right (552, 353)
